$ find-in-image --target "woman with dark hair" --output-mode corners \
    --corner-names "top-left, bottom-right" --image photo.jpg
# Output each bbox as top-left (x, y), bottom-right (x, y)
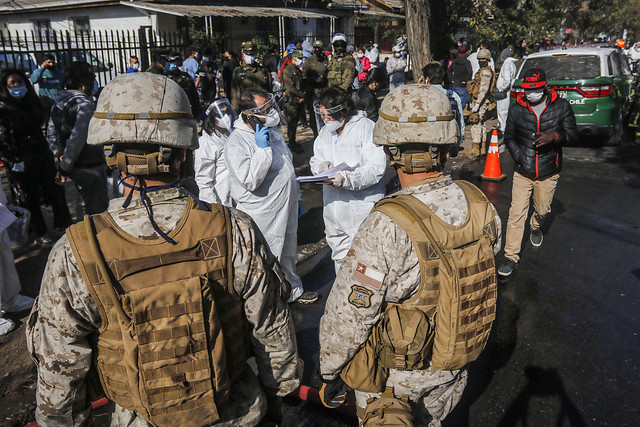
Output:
top-left (356, 67), bottom-right (386, 121)
top-left (310, 87), bottom-right (386, 272)
top-left (0, 68), bottom-right (72, 246)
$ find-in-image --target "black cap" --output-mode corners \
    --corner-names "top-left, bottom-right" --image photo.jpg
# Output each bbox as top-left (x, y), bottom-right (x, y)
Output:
top-left (521, 67), bottom-right (547, 89)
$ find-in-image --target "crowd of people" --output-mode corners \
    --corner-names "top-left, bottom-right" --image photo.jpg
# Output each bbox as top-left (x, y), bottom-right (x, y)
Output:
top-left (0, 31), bottom-right (580, 427)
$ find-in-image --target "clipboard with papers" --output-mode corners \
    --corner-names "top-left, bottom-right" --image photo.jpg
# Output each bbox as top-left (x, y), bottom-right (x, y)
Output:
top-left (296, 162), bottom-right (359, 183)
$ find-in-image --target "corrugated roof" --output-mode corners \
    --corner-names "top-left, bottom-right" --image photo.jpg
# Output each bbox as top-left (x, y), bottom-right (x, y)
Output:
top-left (122, 1), bottom-right (337, 19)
top-left (0, 0), bottom-right (114, 13)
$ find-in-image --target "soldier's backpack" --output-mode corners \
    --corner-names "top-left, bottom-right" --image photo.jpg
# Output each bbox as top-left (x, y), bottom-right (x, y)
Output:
top-left (372, 180), bottom-right (498, 371)
top-left (66, 200), bottom-right (250, 427)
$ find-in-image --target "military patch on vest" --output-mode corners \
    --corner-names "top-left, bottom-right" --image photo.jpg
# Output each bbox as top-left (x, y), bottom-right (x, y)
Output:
top-left (353, 262), bottom-right (384, 290)
top-left (348, 285), bottom-right (373, 309)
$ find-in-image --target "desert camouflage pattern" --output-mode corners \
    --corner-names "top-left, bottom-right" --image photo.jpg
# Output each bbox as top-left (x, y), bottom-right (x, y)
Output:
top-left (477, 49), bottom-right (492, 60)
top-left (373, 84), bottom-right (459, 147)
top-left (27, 188), bottom-right (301, 426)
top-left (319, 176), bottom-right (501, 426)
top-left (471, 67), bottom-right (495, 147)
top-left (87, 73), bottom-right (199, 149)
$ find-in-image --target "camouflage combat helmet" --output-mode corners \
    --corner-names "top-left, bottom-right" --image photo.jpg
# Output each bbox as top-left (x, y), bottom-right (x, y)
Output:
top-left (374, 84), bottom-right (459, 173)
top-left (88, 73), bottom-right (198, 175)
top-left (477, 48), bottom-right (492, 60)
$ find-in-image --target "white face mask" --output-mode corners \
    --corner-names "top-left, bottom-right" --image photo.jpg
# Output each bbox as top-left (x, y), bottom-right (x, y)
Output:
top-left (357, 53), bottom-right (364, 58)
top-left (256, 109), bottom-right (280, 128)
top-left (216, 115), bottom-right (233, 132)
top-left (294, 58), bottom-right (303, 66)
top-left (525, 88), bottom-right (545, 104)
top-left (131, 63), bottom-right (139, 70)
top-left (323, 118), bottom-right (344, 133)
top-left (244, 54), bottom-right (255, 65)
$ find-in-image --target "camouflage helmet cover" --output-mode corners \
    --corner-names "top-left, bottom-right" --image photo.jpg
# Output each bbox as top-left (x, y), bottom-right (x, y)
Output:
top-left (87, 73), bottom-right (198, 149)
top-left (373, 84), bottom-right (459, 147)
top-left (477, 48), bottom-right (492, 60)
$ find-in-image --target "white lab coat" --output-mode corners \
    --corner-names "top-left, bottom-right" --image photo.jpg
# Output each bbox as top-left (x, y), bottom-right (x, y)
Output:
top-left (496, 57), bottom-right (518, 132)
top-left (224, 118), bottom-right (303, 296)
top-left (309, 113), bottom-right (386, 272)
top-left (195, 131), bottom-right (232, 206)
top-left (469, 50), bottom-right (496, 78)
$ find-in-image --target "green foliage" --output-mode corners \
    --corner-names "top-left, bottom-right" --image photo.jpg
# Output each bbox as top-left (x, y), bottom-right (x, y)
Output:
top-left (249, 35), bottom-right (279, 63)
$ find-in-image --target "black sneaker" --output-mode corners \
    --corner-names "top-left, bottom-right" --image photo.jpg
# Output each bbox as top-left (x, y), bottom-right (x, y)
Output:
top-left (498, 259), bottom-right (518, 277)
top-left (530, 229), bottom-right (543, 247)
top-left (295, 291), bottom-right (319, 304)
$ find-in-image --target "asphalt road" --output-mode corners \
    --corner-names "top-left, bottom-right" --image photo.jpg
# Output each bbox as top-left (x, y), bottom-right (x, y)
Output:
top-left (285, 140), bottom-right (640, 426)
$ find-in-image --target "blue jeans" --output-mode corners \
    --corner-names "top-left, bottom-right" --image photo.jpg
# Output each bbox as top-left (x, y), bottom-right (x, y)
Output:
top-left (389, 81), bottom-right (405, 91)
top-left (451, 86), bottom-right (469, 110)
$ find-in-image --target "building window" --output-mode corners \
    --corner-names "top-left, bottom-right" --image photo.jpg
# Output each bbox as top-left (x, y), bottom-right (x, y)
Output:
top-left (72, 17), bottom-right (91, 36)
top-left (32, 19), bottom-right (51, 40)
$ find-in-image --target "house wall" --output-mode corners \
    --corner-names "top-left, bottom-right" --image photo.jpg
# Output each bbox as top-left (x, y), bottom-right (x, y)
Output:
top-left (0, 5), bottom-right (152, 36)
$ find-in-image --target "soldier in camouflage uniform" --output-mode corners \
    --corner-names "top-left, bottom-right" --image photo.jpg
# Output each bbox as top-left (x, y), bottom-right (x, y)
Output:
top-left (230, 42), bottom-right (271, 112)
top-left (27, 73), bottom-right (301, 427)
top-left (468, 48), bottom-right (496, 157)
top-left (302, 40), bottom-right (328, 137)
top-left (282, 50), bottom-right (305, 153)
top-left (319, 84), bottom-right (501, 426)
top-left (326, 33), bottom-right (356, 95)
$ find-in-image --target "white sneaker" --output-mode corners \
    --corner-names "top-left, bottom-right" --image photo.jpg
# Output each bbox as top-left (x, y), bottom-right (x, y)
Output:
top-left (287, 286), bottom-right (303, 303)
top-left (0, 318), bottom-right (16, 335)
top-left (5, 294), bottom-right (34, 313)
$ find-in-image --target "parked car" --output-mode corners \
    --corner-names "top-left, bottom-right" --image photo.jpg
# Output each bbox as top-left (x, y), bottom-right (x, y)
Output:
top-left (0, 49), bottom-right (38, 75)
top-left (511, 47), bottom-right (633, 145)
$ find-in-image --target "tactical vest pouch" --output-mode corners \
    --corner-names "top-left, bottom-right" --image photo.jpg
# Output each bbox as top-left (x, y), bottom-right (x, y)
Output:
top-left (359, 388), bottom-right (414, 427)
top-left (466, 79), bottom-right (478, 98)
top-left (375, 305), bottom-right (434, 371)
top-left (340, 331), bottom-right (388, 393)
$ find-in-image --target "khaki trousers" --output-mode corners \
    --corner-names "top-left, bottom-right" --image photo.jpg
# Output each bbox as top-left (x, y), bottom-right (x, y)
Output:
top-left (504, 172), bottom-right (559, 262)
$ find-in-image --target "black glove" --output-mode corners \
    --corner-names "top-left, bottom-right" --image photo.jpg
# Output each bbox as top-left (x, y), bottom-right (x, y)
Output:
top-left (262, 394), bottom-right (282, 426)
top-left (319, 377), bottom-right (350, 408)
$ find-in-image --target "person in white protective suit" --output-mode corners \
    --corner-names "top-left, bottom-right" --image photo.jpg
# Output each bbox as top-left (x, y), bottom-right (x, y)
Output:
top-left (310, 87), bottom-right (386, 273)
top-left (628, 42), bottom-right (640, 73)
top-left (194, 98), bottom-right (236, 206)
top-left (225, 87), bottom-right (318, 304)
top-left (496, 48), bottom-right (519, 134)
top-left (0, 182), bottom-right (34, 335)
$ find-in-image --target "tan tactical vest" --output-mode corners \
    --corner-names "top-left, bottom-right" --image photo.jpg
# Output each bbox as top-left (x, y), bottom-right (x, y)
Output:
top-left (66, 199), bottom-right (250, 427)
top-left (467, 66), bottom-right (496, 100)
top-left (373, 180), bottom-right (498, 371)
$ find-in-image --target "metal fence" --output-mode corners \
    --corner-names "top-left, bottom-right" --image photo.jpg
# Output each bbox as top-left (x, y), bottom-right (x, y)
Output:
top-left (0, 28), bottom-right (204, 86)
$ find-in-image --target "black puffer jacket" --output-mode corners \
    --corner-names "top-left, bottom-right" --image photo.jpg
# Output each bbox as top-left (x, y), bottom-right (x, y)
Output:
top-left (505, 89), bottom-right (578, 179)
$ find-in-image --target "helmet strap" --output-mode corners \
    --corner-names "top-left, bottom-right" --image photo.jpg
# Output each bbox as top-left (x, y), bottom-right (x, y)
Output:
top-left (105, 146), bottom-right (176, 176)
top-left (390, 148), bottom-right (442, 174)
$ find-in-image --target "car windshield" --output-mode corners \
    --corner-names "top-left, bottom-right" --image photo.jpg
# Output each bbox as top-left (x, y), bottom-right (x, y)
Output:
top-left (520, 55), bottom-right (601, 80)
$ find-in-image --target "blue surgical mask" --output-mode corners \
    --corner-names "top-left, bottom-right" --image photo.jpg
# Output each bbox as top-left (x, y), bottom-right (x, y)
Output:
top-left (395, 52), bottom-right (402, 58)
top-left (92, 80), bottom-right (99, 95)
top-left (165, 62), bottom-right (177, 72)
top-left (8, 86), bottom-right (27, 99)
top-left (203, 57), bottom-right (210, 62)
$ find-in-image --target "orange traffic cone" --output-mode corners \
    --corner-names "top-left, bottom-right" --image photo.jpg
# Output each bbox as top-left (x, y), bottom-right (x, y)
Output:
top-left (480, 129), bottom-right (506, 181)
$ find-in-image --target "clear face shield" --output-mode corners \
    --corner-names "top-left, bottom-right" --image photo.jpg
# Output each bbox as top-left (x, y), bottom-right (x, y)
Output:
top-left (242, 93), bottom-right (287, 130)
top-left (313, 100), bottom-right (348, 132)
top-left (205, 98), bottom-right (237, 137)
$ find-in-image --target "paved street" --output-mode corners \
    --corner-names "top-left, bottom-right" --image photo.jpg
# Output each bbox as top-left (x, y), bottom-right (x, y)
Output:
top-left (1, 131), bottom-right (639, 426)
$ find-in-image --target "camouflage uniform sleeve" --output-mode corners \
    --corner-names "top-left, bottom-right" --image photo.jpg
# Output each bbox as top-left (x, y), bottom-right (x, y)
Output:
top-left (228, 208), bottom-right (301, 396)
top-left (319, 211), bottom-right (417, 380)
top-left (26, 237), bottom-right (101, 427)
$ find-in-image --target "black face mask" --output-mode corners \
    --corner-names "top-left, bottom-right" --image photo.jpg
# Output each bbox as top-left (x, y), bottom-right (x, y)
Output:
top-left (478, 60), bottom-right (488, 68)
top-left (314, 48), bottom-right (323, 58)
top-left (333, 41), bottom-right (347, 54)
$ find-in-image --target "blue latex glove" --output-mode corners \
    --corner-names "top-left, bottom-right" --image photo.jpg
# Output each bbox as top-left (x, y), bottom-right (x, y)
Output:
top-left (298, 200), bottom-right (303, 218)
top-left (254, 125), bottom-right (270, 148)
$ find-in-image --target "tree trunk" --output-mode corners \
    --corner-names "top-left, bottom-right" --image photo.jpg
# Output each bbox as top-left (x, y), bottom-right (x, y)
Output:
top-left (404, 0), bottom-right (430, 79)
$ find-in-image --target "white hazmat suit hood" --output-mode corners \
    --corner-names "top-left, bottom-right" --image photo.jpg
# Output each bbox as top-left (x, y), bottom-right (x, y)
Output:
top-left (195, 131), bottom-right (232, 206)
top-left (224, 118), bottom-right (304, 299)
top-left (310, 112), bottom-right (386, 272)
